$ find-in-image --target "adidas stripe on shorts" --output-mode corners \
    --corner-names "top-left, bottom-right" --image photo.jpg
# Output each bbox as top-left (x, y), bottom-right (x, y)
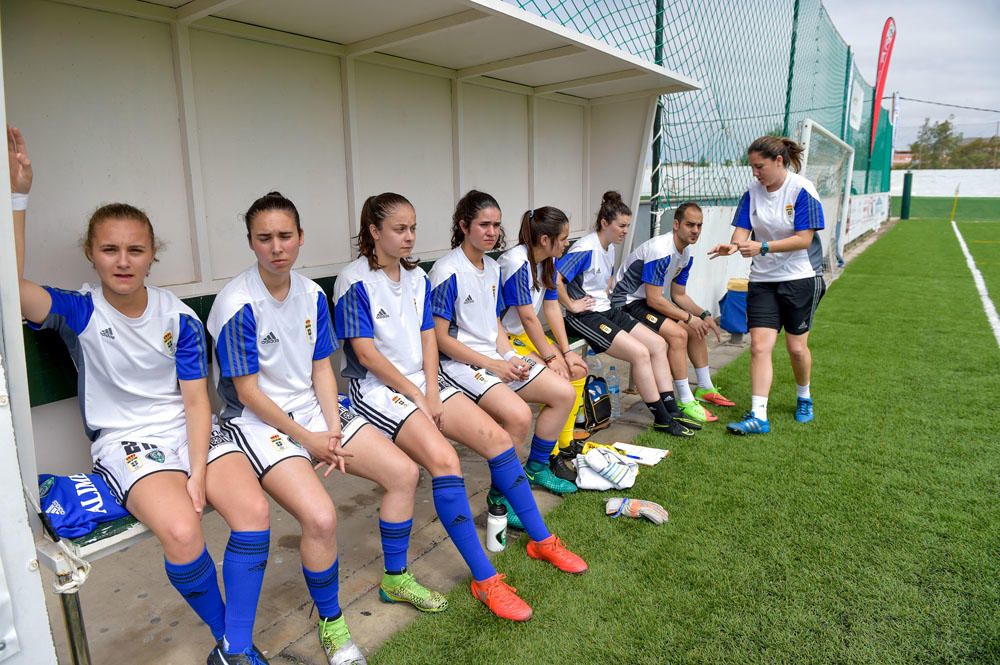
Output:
top-left (439, 354), bottom-right (545, 402)
top-left (348, 370), bottom-right (460, 440)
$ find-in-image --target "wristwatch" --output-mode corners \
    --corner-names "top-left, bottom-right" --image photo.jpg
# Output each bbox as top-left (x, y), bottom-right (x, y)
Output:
top-left (699, 310), bottom-right (711, 320)
top-left (760, 241), bottom-right (769, 256)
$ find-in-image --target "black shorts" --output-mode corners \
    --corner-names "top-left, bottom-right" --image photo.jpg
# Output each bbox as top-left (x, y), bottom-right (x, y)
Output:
top-left (622, 300), bottom-right (671, 333)
top-left (748, 276), bottom-right (825, 334)
top-left (564, 308), bottom-right (640, 353)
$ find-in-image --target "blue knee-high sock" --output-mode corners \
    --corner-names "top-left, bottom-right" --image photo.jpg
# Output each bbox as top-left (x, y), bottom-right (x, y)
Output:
top-left (303, 558), bottom-right (341, 621)
top-left (379, 518), bottom-right (412, 575)
top-left (164, 547), bottom-right (225, 640)
top-left (222, 530), bottom-right (269, 653)
top-left (431, 475), bottom-right (496, 582)
top-left (528, 435), bottom-right (557, 466)
top-left (488, 448), bottom-right (550, 543)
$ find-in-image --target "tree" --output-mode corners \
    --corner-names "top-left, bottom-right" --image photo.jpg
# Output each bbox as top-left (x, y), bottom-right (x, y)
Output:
top-left (909, 117), bottom-right (963, 168)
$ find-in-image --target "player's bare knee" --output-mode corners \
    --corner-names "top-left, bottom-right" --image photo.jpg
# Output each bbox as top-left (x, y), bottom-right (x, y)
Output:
top-left (425, 444), bottom-right (461, 477)
top-left (751, 337), bottom-right (775, 356)
top-left (507, 402), bottom-right (533, 442)
top-left (786, 341), bottom-right (810, 362)
top-left (629, 343), bottom-right (651, 365)
top-left (161, 518), bottom-right (204, 561)
top-left (553, 380), bottom-right (576, 410)
top-left (302, 504), bottom-right (337, 541)
top-left (570, 364), bottom-right (587, 381)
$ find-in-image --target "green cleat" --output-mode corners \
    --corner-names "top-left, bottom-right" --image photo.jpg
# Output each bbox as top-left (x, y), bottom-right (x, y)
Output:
top-left (525, 461), bottom-right (577, 495)
top-left (318, 616), bottom-right (366, 665)
top-left (678, 399), bottom-right (717, 423)
top-left (487, 493), bottom-right (524, 531)
top-left (378, 571), bottom-right (448, 612)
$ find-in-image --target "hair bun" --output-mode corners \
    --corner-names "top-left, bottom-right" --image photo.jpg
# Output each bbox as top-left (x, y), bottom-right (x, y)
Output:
top-left (266, 190), bottom-right (284, 198)
top-left (602, 190), bottom-right (622, 204)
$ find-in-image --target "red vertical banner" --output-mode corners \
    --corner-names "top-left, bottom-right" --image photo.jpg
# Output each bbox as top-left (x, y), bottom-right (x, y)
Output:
top-left (869, 17), bottom-right (897, 156)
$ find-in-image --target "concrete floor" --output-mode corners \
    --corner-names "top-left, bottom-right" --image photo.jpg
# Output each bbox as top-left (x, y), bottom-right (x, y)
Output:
top-left (43, 337), bottom-right (751, 665)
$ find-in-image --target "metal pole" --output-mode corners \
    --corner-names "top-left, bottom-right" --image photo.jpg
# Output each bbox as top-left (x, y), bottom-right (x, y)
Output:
top-left (840, 47), bottom-right (853, 141)
top-left (60, 592), bottom-right (93, 665)
top-left (900, 171), bottom-right (913, 219)
top-left (649, 0), bottom-right (664, 238)
top-left (782, 0), bottom-right (801, 137)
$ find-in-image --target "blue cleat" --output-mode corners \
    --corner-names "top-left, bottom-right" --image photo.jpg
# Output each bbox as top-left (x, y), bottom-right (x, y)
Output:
top-left (795, 397), bottom-right (814, 423)
top-left (726, 411), bottom-right (771, 435)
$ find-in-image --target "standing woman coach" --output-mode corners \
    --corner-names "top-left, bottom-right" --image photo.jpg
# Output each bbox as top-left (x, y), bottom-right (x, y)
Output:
top-left (709, 136), bottom-right (826, 435)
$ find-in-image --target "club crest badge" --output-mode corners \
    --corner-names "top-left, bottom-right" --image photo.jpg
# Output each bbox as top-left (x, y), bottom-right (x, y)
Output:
top-left (146, 450), bottom-right (165, 463)
top-left (270, 433), bottom-right (286, 451)
top-left (126, 454), bottom-right (143, 473)
top-left (162, 331), bottom-right (175, 354)
top-left (785, 204), bottom-right (794, 220)
top-left (305, 318), bottom-right (314, 342)
top-left (599, 324), bottom-right (612, 334)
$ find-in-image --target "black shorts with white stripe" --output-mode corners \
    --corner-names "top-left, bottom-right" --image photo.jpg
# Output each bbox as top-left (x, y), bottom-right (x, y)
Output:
top-left (564, 308), bottom-right (640, 354)
top-left (748, 275), bottom-right (826, 334)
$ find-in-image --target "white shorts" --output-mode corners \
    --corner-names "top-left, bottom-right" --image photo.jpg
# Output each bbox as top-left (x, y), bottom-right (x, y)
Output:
top-left (438, 355), bottom-right (546, 402)
top-left (221, 401), bottom-right (369, 479)
top-left (92, 422), bottom-right (241, 505)
top-left (348, 371), bottom-right (460, 440)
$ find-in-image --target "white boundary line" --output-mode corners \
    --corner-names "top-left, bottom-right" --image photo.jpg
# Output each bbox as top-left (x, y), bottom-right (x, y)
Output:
top-left (952, 220), bottom-right (1000, 348)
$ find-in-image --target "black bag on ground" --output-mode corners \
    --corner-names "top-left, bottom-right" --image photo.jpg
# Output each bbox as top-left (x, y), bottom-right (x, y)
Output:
top-left (583, 374), bottom-right (612, 432)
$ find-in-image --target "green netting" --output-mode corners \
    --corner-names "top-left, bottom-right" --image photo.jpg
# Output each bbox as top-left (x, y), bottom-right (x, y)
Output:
top-left (503, 0), bottom-right (894, 208)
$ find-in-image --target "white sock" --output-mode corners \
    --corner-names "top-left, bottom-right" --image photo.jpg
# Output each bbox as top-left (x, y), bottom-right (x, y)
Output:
top-left (674, 378), bottom-right (695, 403)
top-left (751, 395), bottom-right (768, 421)
top-left (694, 366), bottom-right (714, 390)
top-left (797, 384), bottom-right (811, 399)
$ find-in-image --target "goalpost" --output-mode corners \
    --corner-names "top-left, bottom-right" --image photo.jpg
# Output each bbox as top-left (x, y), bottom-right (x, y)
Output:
top-left (798, 119), bottom-right (855, 272)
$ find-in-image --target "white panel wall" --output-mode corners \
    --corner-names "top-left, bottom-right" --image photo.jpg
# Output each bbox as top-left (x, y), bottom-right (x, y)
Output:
top-left (190, 29), bottom-right (351, 279)
top-left (461, 83), bottom-right (530, 241)
top-left (589, 98), bottom-right (652, 224)
top-left (1, 0), bottom-right (195, 287)
top-left (534, 98), bottom-right (585, 233)
top-left (355, 60), bottom-right (454, 257)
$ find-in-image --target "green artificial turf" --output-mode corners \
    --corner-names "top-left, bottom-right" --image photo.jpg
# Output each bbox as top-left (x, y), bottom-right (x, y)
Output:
top-left (372, 218), bottom-right (1000, 665)
top-left (891, 195), bottom-right (1000, 221)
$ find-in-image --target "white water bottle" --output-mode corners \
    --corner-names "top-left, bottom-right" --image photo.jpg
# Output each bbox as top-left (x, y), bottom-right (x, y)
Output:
top-left (486, 502), bottom-right (507, 552)
top-left (585, 349), bottom-right (603, 376)
top-left (607, 365), bottom-right (621, 418)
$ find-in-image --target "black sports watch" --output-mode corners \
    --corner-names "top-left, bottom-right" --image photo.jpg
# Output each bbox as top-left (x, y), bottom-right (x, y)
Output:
top-left (699, 310), bottom-right (712, 320)
top-left (760, 241), bottom-right (769, 256)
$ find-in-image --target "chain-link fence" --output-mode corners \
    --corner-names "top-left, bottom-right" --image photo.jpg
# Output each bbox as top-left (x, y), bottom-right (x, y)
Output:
top-left (505, 0), bottom-right (894, 211)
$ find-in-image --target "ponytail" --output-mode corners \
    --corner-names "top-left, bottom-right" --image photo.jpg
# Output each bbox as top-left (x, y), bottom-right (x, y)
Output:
top-left (747, 135), bottom-right (804, 172)
top-left (594, 190), bottom-right (631, 231)
top-left (517, 206), bottom-right (567, 290)
top-left (356, 192), bottom-right (418, 271)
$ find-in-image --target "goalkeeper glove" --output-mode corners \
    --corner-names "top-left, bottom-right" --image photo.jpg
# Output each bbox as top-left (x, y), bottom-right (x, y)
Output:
top-left (605, 497), bottom-right (669, 525)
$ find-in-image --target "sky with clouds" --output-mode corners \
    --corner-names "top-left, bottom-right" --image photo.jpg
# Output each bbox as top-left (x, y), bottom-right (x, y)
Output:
top-left (822, 0), bottom-right (1000, 144)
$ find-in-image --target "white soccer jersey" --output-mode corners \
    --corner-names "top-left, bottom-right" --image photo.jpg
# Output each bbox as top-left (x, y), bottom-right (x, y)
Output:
top-left (332, 257), bottom-right (434, 385)
top-left (207, 266), bottom-right (336, 420)
top-left (32, 284), bottom-right (208, 445)
top-left (610, 233), bottom-right (693, 307)
top-left (556, 232), bottom-right (615, 312)
top-left (428, 247), bottom-right (504, 356)
top-left (732, 170), bottom-right (825, 282)
top-left (498, 244), bottom-right (559, 336)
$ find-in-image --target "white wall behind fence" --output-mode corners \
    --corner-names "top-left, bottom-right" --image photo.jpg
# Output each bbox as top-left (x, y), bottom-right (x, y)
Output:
top-left (535, 98), bottom-right (585, 233)
top-left (891, 169), bottom-right (1000, 197)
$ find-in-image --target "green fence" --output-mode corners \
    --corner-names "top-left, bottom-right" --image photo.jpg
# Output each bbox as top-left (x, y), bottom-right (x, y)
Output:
top-left (506, 0), bottom-right (894, 208)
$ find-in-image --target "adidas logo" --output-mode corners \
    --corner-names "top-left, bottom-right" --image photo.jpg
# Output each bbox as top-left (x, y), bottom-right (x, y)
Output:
top-left (100, 327), bottom-right (115, 340)
top-left (376, 309), bottom-right (390, 320)
top-left (249, 562), bottom-right (267, 572)
top-left (464, 294), bottom-right (475, 304)
top-left (261, 331), bottom-right (280, 345)
top-left (449, 514), bottom-right (469, 526)
top-left (46, 501), bottom-right (65, 516)
top-left (511, 474), bottom-right (527, 488)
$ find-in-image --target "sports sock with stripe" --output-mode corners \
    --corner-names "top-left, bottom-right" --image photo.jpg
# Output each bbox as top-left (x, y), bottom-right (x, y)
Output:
top-left (527, 435), bottom-right (557, 466)
top-left (303, 558), bottom-right (341, 621)
top-left (645, 399), bottom-right (673, 425)
top-left (379, 518), bottom-right (412, 575)
top-left (431, 475), bottom-right (496, 582)
top-left (164, 547), bottom-right (226, 640)
top-left (488, 448), bottom-right (549, 542)
top-left (660, 391), bottom-right (682, 416)
top-left (223, 529), bottom-right (269, 653)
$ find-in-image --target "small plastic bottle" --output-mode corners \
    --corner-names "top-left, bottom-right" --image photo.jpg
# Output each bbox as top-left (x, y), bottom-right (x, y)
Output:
top-left (607, 365), bottom-right (621, 419)
top-left (486, 502), bottom-right (508, 552)
top-left (585, 348), bottom-right (603, 376)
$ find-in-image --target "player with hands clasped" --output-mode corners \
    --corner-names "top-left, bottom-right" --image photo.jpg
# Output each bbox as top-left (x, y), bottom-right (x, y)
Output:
top-left (708, 136), bottom-right (826, 434)
top-left (9, 127), bottom-right (271, 664)
top-left (208, 192), bottom-right (445, 665)
top-left (333, 193), bottom-right (587, 624)
top-left (556, 191), bottom-right (694, 438)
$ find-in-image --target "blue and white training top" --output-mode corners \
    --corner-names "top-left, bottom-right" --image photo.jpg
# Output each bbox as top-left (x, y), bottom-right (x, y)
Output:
top-left (610, 233), bottom-right (693, 308)
top-left (498, 244), bottom-right (558, 336)
top-left (556, 231), bottom-right (615, 313)
top-left (428, 246), bottom-right (505, 357)
top-left (332, 257), bottom-right (434, 385)
top-left (207, 266), bottom-right (336, 420)
top-left (732, 170), bottom-right (825, 282)
top-left (30, 284), bottom-right (208, 445)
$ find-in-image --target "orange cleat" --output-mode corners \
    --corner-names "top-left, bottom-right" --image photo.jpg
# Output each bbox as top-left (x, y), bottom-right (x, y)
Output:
top-left (526, 535), bottom-right (589, 574)
top-left (470, 574), bottom-right (533, 622)
top-left (695, 386), bottom-right (736, 407)
top-left (702, 406), bottom-right (718, 422)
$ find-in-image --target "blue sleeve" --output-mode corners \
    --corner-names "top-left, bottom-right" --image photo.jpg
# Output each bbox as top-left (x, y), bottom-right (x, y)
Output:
top-left (673, 257), bottom-right (694, 287)
top-left (794, 188), bottom-right (825, 231)
top-left (215, 304), bottom-right (259, 377)
top-left (431, 274), bottom-right (458, 321)
top-left (334, 281), bottom-right (374, 339)
top-left (502, 264), bottom-right (533, 307)
top-left (176, 314), bottom-right (209, 380)
top-left (555, 250), bottom-right (592, 284)
top-left (732, 192), bottom-right (752, 230)
top-left (29, 287), bottom-right (94, 334)
top-left (544, 287), bottom-right (558, 301)
top-left (313, 292), bottom-right (337, 361)
top-left (421, 278), bottom-right (434, 331)
top-left (641, 257), bottom-right (671, 287)
top-left (495, 274), bottom-right (505, 318)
